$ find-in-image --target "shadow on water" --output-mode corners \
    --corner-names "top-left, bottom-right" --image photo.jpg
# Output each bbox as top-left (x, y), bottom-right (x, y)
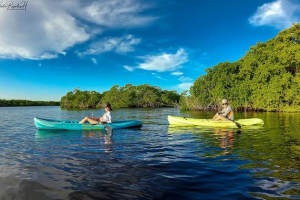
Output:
top-left (0, 177), bottom-right (64, 200)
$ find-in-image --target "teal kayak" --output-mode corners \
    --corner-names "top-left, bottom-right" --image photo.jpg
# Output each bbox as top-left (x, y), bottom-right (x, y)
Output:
top-left (34, 117), bottom-right (142, 130)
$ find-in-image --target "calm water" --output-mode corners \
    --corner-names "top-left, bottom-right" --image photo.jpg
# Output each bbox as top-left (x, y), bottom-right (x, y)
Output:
top-left (0, 107), bottom-right (300, 199)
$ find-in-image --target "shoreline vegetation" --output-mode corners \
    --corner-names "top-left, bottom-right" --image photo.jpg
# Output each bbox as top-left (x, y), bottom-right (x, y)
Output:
top-left (0, 99), bottom-right (60, 107)
top-left (2, 24), bottom-right (299, 112)
top-left (180, 24), bottom-right (300, 112)
top-left (60, 84), bottom-right (180, 109)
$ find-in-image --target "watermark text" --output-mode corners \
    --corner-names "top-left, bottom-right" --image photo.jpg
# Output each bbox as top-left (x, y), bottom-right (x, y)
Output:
top-left (0, 1), bottom-right (28, 11)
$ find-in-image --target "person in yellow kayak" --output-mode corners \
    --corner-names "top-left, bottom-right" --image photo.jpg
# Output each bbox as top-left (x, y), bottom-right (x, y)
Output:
top-left (79, 103), bottom-right (113, 124)
top-left (212, 99), bottom-right (234, 121)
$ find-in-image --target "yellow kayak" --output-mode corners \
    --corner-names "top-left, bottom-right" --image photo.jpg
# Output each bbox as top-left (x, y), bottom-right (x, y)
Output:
top-left (168, 115), bottom-right (264, 128)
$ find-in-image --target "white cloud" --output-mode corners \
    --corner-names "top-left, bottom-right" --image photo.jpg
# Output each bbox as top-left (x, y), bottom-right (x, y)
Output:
top-left (249, 0), bottom-right (300, 29)
top-left (71, 0), bottom-right (157, 28)
top-left (156, 76), bottom-right (166, 80)
top-left (80, 35), bottom-right (141, 56)
top-left (171, 71), bottom-right (183, 76)
top-left (150, 73), bottom-right (166, 80)
top-left (0, 0), bottom-right (155, 60)
top-left (179, 76), bottom-right (193, 82)
top-left (178, 82), bottom-right (193, 90)
top-left (40, 53), bottom-right (58, 59)
top-left (91, 58), bottom-right (97, 64)
top-left (124, 65), bottom-right (135, 72)
top-left (0, 0), bottom-right (89, 60)
top-left (137, 48), bottom-right (188, 72)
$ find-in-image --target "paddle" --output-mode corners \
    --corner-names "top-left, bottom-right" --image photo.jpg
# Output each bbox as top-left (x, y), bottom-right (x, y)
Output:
top-left (228, 119), bottom-right (242, 129)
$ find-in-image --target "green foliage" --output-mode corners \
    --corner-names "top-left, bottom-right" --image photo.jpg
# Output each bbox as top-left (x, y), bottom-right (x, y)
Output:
top-left (60, 84), bottom-right (180, 109)
top-left (179, 91), bottom-right (204, 110)
top-left (60, 88), bottom-right (102, 109)
top-left (182, 23), bottom-right (300, 112)
top-left (0, 99), bottom-right (59, 107)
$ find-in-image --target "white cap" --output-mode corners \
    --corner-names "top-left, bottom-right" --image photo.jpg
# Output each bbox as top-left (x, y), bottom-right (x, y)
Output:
top-left (222, 99), bottom-right (228, 104)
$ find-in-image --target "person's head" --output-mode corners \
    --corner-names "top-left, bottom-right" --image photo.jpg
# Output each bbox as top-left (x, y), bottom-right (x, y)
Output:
top-left (105, 103), bottom-right (113, 111)
top-left (222, 99), bottom-right (229, 107)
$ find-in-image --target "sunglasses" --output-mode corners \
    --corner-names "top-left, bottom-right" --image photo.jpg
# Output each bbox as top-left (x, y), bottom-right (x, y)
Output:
top-left (222, 103), bottom-right (227, 105)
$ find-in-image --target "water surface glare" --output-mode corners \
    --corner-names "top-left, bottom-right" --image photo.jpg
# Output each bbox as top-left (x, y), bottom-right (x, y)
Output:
top-left (0, 106), bottom-right (300, 199)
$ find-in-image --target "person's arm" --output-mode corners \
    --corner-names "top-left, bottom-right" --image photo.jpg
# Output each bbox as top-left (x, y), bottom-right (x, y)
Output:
top-left (220, 106), bottom-right (232, 117)
top-left (218, 108), bottom-right (225, 115)
top-left (100, 116), bottom-right (107, 123)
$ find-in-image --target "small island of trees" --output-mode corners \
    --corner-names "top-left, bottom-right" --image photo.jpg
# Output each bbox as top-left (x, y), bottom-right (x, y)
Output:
top-left (60, 84), bottom-right (180, 109)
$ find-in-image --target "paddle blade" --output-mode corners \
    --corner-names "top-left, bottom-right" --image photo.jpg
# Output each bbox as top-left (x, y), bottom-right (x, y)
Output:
top-left (235, 122), bottom-right (242, 129)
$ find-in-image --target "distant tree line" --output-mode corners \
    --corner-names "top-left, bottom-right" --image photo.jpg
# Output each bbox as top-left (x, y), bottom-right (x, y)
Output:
top-left (60, 84), bottom-right (180, 109)
top-left (180, 23), bottom-right (300, 112)
top-left (0, 99), bottom-right (60, 107)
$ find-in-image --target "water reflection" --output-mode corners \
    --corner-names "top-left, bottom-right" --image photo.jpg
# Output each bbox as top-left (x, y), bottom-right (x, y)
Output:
top-left (83, 129), bottom-right (113, 153)
top-left (214, 128), bottom-right (235, 149)
top-left (35, 129), bottom-right (114, 153)
top-left (167, 126), bottom-right (241, 157)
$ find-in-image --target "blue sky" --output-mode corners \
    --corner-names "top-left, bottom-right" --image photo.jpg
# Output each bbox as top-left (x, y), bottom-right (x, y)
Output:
top-left (0, 0), bottom-right (300, 101)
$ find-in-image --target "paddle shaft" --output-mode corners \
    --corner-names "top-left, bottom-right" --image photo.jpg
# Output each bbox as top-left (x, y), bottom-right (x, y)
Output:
top-left (217, 113), bottom-right (241, 129)
top-left (228, 119), bottom-right (241, 129)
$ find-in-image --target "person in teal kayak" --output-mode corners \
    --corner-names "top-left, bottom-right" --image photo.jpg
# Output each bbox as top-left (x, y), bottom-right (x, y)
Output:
top-left (212, 99), bottom-right (234, 121)
top-left (79, 103), bottom-right (113, 124)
